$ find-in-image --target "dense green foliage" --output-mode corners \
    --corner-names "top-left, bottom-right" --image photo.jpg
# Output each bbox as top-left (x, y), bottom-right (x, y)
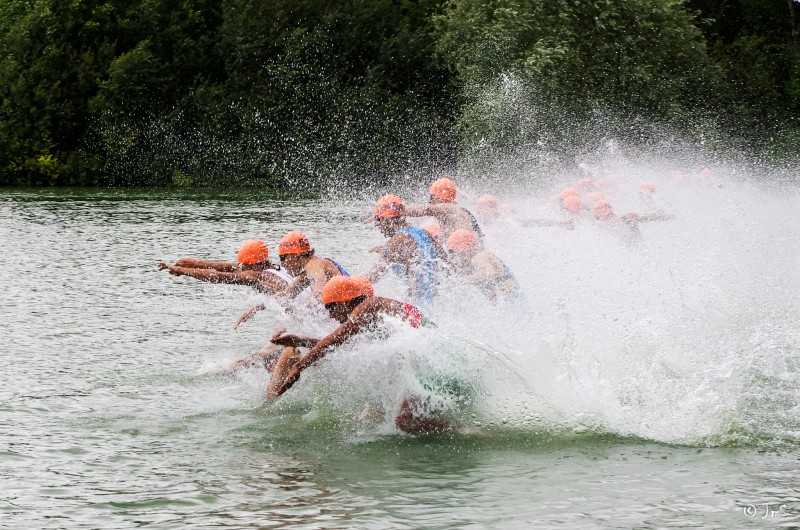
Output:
top-left (0, 0), bottom-right (797, 186)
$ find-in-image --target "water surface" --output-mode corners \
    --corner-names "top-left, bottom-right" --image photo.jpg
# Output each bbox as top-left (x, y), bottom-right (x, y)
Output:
top-left (1, 183), bottom-right (799, 528)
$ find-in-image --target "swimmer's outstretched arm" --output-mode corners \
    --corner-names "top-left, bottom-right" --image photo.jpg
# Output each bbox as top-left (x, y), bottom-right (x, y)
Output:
top-left (404, 204), bottom-right (439, 218)
top-left (158, 263), bottom-right (260, 286)
top-left (276, 272), bottom-right (310, 300)
top-left (233, 304), bottom-right (266, 330)
top-left (627, 212), bottom-right (675, 223)
top-left (519, 218), bottom-right (574, 229)
top-left (174, 258), bottom-right (238, 271)
top-left (270, 327), bottom-right (320, 349)
top-left (214, 343), bottom-right (282, 374)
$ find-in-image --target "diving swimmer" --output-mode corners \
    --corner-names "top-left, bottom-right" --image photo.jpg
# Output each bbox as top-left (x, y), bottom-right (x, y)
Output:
top-left (158, 239), bottom-right (292, 294)
top-left (267, 275), bottom-right (447, 434)
top-left (404, 178), bottom-right (485, 247)
top-left (445, 229), bottom-right (528, 311)
top-left (367, 194), bottom-right (446, 312)
top-left (591, 200), bottom-right (675, 241)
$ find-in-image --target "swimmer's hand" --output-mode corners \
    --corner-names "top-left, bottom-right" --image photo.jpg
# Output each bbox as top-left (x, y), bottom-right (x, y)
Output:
top-left (158, 263), bottom-right (182, 275)
top-left (270, 327), bottom-right (317, 349)
top-left (174, 258), bottom-right (197, 268)
top-left (233, 304), bottom-right (266, 330)
top-left (368, 245), bottom-right (384, 254)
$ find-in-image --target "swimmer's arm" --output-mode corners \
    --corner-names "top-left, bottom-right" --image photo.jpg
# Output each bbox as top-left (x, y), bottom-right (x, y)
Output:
top-left (429, 238), bottom-right (450, 263)
top-left (278, 272), bottom-right (310, 299)
top-left (629, 212), bottom-right (675, 223)
top-left (404, 205), bottom-right (435, 217)
top-left (366, 259), bottom-right (389, 283)
top-left (305, 265), bottom-right (331, 302)
top-left (256, 274), bottom-right (290, 296)
top-left (366, 237), bottom-right (402, 282)
top-left (159, 265), bottom-right (259, 285)
top-left (270, 328), bottom-right (320, 349)
top-left (274, 309), bottom-right (374, 395)
top-left (234, 304), bottom-right (266, 330)
top-left (519, 218), bottom-right (573, 228)
top-left (174, 259), bottom-right (238, 271)
top-left (215, 345), bottom-right (282, 374)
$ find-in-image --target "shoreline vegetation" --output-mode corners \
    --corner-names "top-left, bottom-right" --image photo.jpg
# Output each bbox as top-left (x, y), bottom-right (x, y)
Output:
top-left (1, 0), bottom-right (798, 187)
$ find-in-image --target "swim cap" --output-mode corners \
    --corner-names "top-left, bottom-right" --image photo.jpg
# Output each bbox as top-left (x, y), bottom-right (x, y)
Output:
top-left (446, 229), bottom-right (478, 252)
top-left (559, 187), bottom-right (580, 200)
top-left (476, 194), bottom-right (498, 213)
top-left (639, 182), bottom-right (656, 194)
top-left (237, 239), bottom-right (270, 264)
top-left (350, 275), bottom-right (374, 298)
top-left (321, 275), bottom-right (372, 305)
top-left (592, 200), bottom-right (614, 217)
top-left (561, 195), bottom-right (582, 213)
top-left (278, 231), bottom-right (312, 255)
top-left (430, 178), bottom-right (457, 201)
top-left (373, 194), bottom-right (406, 218)
top-left (422, 223), bottom-right (443, 239)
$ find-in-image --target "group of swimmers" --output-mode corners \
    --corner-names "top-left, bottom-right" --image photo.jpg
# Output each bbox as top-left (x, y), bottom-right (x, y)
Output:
top-left (159, 175), bottom-right (676, 433)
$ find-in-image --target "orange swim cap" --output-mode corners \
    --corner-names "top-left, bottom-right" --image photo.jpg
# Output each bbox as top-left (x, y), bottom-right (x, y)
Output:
top-left (430, 178), bottom-right (457, 201)
top-left (639, 182), bottom-right (656, 194)
top-left (476, 194), bottom-right (499, 213)
top-left (446, 229), bottom-right (478, 252)
top-left (561, 195), bottom-right (582, 213)
top-left (350, 275), bottom-right (374, 298)
top-left (559, 187), bottom-right (580, 200)
top-left (321, 276), bottom-right (371, 305)
top-left (422, 223), bottom-right (443, 239)
top-left (592, 200), bottom-right (614, 217)
top-left (237, 239), bottom-right (270, 264)
top-left (278, 231), bottom-right (312, 255)
top-left (373, 194), bottom-right (406, 218)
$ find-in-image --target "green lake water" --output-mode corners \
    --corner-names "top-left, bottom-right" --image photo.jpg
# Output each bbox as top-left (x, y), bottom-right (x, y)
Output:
top-left (2, 184), bottom-right (799, 528)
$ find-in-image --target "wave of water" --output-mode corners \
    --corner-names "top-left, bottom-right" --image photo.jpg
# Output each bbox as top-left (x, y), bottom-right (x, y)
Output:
top-left (253, 156), bottom-right (800, 448)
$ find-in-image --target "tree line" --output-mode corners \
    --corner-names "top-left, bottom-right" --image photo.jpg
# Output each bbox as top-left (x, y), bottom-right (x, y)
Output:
top-left (0, 0), bottom-right (797, 186)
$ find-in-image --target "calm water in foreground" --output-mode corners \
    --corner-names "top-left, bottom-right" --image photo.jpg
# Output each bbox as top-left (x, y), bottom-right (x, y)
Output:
top-left (2, 185), bottom-right (799, 528)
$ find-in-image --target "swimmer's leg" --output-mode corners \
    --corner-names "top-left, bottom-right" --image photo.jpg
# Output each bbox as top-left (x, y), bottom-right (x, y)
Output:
top-left (265, 346), bottom-right (302, 399)
top-left (394, 398), bottom-right (450, 434)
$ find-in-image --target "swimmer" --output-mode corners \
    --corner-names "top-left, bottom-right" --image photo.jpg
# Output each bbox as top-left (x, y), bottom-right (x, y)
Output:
top-left (445, 229), bottom-right (528, 310)
top-left (367, 194), bottom-right (446, 311)
top-left (158, 239), bottom-right (292, 295)
top-left (404, 178), bottom-right (485, 246)
top-left (592, 200), bottom-right (675, 241)
top-left (268, 276), bottom-right (447, 434)
top-left (476, 194), bottom-right (502, 224)
top-left (234, 231), bottom-right (350, 328)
